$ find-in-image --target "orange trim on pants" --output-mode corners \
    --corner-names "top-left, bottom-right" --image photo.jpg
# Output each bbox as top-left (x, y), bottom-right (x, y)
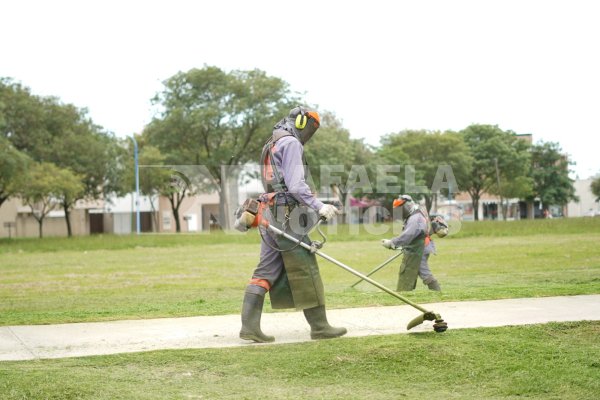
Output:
top-left (249, 278), bottom-right (271, 291)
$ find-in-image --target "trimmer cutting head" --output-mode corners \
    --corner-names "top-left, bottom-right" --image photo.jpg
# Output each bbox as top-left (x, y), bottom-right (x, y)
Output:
top-left (407, 312), bottom-right (448, 333)
top-left (433, 319), bottom-right (448, 333)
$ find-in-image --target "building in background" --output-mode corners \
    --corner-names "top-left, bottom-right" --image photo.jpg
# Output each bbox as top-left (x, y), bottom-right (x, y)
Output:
top-left (0, 195), bottom-right (158, 238)
top-left (567, 177), bottom-right (600, 217)
top-left (95, 193), bottom-right (157, 234)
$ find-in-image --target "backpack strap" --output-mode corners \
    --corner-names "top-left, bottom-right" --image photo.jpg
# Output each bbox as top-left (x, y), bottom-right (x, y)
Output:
top-left (261, 129), bottom-right (295, 193)
top-left (417, 208), bottom-right (433, 245)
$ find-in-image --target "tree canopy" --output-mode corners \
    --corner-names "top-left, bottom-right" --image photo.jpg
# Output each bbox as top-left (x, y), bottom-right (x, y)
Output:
top-left (1, 77), bottom-right (126, 235)
top-left (529, 141), bottom-right (577, 210)
top-left (0, 136), bottom-right (30, 207)
top-left (377, 130), bottom-right (473, 212)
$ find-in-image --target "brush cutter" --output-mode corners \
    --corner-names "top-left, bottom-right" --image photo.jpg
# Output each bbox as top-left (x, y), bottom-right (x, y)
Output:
top-left (262, 217), bottom-right (448, 333)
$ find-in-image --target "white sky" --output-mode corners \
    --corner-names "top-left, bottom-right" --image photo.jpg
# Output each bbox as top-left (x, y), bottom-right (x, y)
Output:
top-left (2, 0), bottom-right (599, 178)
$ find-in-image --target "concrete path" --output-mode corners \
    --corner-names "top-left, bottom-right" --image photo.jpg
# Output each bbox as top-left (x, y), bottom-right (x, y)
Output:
top-left (1, 294), bottom-right (599, 361)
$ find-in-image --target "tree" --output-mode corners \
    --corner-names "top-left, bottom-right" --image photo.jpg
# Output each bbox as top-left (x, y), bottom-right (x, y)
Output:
top-left (591, 177), bottom-right (600, 202)
top-left (145, 66), bottom-right (300, 229)
top-left (371, 135), bottom-right (411, 208)
top-left (489, 134), bottom-right (532, 220)
top-left (0, 136), bottom-right (30, 208)
top-left (0, 78), bottom-right (47, 155)
top-left (529, 141), bottom-right (577, 212)
top-left (495, 175), bottom-right (533, 216)
top-left (377, 130), bottom-right (473, 212)
top-left (54, 167), bottom-right (86, 235)
top-left (461, 125), bottom-right (531, 220)
top-left (1, 78), bottom-right (127, 236)
top-left (36, 99), bottom-right (128, 236)
top-left (19, 162), bottom-right (83, 238)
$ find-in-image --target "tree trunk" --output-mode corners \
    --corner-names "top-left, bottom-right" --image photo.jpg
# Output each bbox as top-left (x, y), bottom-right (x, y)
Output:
top-left (168, 193), bottom-right (182, 233)
top-left (527, 201), bottom-right (535, 219)
top-left (472, 195), bottom-right (480, 221)
top-left (219, 178), bottom-right (231, 230)
top-left (173, 206), bottom-right (181, 232)
top-left (63, 203), bottom-right (73, 237)
top-left (218, 165), bottom-right (239, 230)
top-left (150, 196), bottom-right (159, 232)
top-left (38, 219), bottom-right (43, 238)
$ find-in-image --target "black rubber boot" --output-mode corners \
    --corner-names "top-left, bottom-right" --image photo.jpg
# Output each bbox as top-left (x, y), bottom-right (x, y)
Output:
top-left (240, 291), bottom-right (275, 343)
top-left (303, 305), bottom-right (347, 340)
top-left (425, 279), bottom-right (441, 291)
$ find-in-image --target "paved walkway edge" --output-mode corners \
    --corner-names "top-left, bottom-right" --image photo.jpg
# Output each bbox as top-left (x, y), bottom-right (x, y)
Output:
top-left (1, 294), bottom-right (599, 361)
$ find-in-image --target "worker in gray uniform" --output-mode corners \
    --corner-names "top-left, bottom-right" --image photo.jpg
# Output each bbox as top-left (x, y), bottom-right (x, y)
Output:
top-left (239, 106), bottom-right (346, 343)
top-left (381, 195), bottom-right (444, 291)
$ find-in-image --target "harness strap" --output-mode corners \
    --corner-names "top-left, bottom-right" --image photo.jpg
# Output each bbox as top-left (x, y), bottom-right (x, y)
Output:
top-left (417, 208), bottom-right (433, 245)
top-left (267, 145), bottom-right (287, 192)
top-left (261, 129), bottom-right (296, 193)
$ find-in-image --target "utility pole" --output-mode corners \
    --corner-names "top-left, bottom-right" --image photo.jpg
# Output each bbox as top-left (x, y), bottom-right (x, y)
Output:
top-left (494, 157), bottom-right (503, 220)
top-left (130, 136), bottom-right (141, 235)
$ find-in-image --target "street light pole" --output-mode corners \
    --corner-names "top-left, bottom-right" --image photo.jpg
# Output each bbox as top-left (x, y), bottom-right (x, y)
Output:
top-left (130, 135), bottom-right (141, 235)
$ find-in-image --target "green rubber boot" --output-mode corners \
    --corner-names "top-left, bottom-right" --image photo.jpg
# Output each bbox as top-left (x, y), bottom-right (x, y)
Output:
top-left (303, 305), bottom-right (347, 340)
top-left (425, 279), bottom-right (441, 291)
top-left (240, 291), bottom-right (275, 343)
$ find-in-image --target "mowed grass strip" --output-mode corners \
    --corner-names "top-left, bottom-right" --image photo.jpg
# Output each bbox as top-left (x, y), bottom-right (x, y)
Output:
top-left (1, 218), bottom-right (600, 325)
top-left (2, 217), bottom-right (599, 254)
top-left (1, 321), bottom-right (599, 400)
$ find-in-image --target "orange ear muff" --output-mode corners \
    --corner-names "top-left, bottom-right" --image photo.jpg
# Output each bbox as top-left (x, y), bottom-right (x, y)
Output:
top-left (295, 114), bottom-right (308, 129)
top-left (393, 199), bottom-right (406, 208)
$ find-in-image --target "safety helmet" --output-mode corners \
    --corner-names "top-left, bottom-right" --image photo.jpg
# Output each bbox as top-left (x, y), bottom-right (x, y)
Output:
top-left (288, 106), bottom-right (320, 144)
top-left (393, 194), bottom-right (419, 219)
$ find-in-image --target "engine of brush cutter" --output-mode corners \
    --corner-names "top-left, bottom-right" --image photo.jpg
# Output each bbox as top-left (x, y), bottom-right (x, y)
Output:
top-left (233, 198), bottom-right (268, 232)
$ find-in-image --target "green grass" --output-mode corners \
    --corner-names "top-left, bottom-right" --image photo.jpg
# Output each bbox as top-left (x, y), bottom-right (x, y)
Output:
top-left (1, 219), bottom-right (600, 325)
top-left (1, 321), bottom-right (599, 399)
top-left (448, 216), bottom-right (600, 237)
top-left (1, 219), bottom-right (599, 399)
top-left (1, 217), bottom-right (599, 254)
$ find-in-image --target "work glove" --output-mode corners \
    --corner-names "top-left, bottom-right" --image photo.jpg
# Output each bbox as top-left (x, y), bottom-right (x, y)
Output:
top-left (381, 239), bottom-right (398, 250)
top-left (318, 204), bottom-right (340, 221)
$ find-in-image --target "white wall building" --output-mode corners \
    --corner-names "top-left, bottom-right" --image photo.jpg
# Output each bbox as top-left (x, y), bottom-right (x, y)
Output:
top-left (567, 177), bottom-right (600, 217)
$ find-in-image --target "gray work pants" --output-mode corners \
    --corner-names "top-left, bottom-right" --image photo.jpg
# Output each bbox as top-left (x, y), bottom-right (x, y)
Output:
top-left (418, 240), bottom-right (437, 284)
